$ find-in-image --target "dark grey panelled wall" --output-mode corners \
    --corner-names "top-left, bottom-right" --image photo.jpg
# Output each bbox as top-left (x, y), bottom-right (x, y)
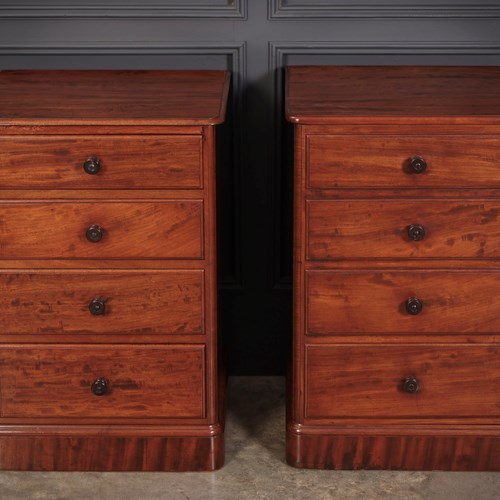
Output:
top-left (1, 1), bottom-right (500, 374)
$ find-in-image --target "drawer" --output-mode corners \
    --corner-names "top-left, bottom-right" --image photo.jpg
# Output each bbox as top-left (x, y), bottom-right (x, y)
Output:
top-left (0, 135), bottom-right (202, 189)
top-left (0, 201), bottom-right (203, 259)
top-left (307, 199), bottom-right (500, 260)
top-left (307, 135), bottom-right (500, 189)
top-left (307, 270), bottom-right (500, 335)
top-left (1, 270), bottom-right (203, 337)
top-left (305, 345), bottom-right (499, 419)
top-left (0, 345), bottom-right (205, 419)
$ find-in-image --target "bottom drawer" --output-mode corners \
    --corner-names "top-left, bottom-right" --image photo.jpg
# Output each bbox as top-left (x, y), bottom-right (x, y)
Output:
top-left (305, 345), bottom-right (499, 420)
top-left (0, 345), bottom-right (205, 419)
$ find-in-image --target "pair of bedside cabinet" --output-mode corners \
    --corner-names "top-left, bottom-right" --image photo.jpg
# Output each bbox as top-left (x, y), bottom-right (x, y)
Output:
top-left (0, 67), bottom-right (498, 471)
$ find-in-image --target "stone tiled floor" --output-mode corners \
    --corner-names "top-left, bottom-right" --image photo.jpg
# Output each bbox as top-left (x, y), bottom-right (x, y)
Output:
top-left (0, 377), bottom-right (498, 499)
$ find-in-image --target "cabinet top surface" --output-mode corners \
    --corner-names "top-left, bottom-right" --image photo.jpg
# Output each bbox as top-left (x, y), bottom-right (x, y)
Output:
top-left (0, 70), bottom-right (230, 126)
top-left (286, 66), bottom-right (500, 125)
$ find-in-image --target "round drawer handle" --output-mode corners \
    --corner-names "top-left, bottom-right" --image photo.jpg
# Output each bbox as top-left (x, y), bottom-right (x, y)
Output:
top-left (89, 297), bottom-right (106, 316)
top-left (86, 224), bottom-right (104, 243)
top-left (408, 224), bottom-right (426, 241)
top-left (83, 156), bottom-right (101, 175)
top-left (409, 155), bottom-right (427, 174)
top-left (403, 377), bottom-right (420, 394)
top-left (406, 297), bottom-right (423, 315)
top-left (91, 378), bottom-right (109, 396)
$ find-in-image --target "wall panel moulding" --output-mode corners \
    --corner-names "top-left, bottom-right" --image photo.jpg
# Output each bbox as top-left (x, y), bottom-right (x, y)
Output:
top-left (0, 1), bottom-right (247, 19)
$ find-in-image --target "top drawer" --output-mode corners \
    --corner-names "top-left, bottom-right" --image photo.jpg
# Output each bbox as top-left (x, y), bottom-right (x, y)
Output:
top-left (307, 135), bottom-right (500, 189)
top-left (0, 135), bottom-right (202, 189)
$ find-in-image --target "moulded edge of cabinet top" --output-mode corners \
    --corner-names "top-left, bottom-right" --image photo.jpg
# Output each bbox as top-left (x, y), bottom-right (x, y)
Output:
top-left (286, 66), bottom-right (500, 125)
top-left (0, 70), bottom-right (230, 126)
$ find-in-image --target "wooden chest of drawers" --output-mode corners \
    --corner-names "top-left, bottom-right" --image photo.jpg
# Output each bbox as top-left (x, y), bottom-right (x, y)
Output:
top-left (0, 70), bottom-right (229, 471)
top-left (286, 66), bottom-right (500, 470)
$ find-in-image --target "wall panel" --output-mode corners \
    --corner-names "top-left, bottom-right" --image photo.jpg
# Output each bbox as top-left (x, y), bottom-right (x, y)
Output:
top-left (269, 1), bottom-right (500, 18)
top-left (0, 0), bottom-right (247, 18)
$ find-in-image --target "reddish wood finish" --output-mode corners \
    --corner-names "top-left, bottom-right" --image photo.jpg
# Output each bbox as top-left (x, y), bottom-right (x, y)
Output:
top-left (307, 199), bottom-right (500, 260)
top-left (305, 345), bottom-right (499, 419)
top-left (0, 345), bottom-right (205, 419)
top-left (0, 70), bottom-right (230, 126)
top-left (0, 135), bottom-right (202, 189)
top-left (0, 201), bottom-right (203, 259)
top-left (0, 433), bottom-right (223, 471)
top-left (0, 70), bottom-right (228, 471)
top-left (307, 270), bottom-right (500, 334)
top-left (287, 66), bottom-right (500, 470)
top-left (287, 431), bottom-right (499, 471)
top-left (307, 134), bottom-right (500, 189)
top-left (0, 270), bottom-right (203, 337)
top-left (286, 66), bottom-right (500, 124)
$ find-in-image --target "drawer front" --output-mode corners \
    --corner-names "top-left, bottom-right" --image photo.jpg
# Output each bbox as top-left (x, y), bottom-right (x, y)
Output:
top-left (307, 270), bottom-right (500, 335)
top-left (1, 270), bottom-right (203, 337)
top-left (0, 201), bottom-right (203, 259)
top-left (0, 345), bottom-right (205, 419)
top-left (307, 199), bottom-right (500, 260)
top-left (305, 345), bottom-right (499, 419)
top-left (307, 135), bottom-right (500, 189)
top-left (0, 135), bottom-right (202, 189)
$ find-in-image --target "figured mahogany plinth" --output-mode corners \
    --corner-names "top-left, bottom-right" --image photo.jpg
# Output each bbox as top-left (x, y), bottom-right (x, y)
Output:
top-left (0, 427), bottom-right (224, 472)
top-left (287, 425), bottom-right (499, 471)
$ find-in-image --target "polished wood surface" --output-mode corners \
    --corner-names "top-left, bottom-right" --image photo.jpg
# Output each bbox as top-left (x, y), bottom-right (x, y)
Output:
top-left (0, 345), bottom-right (205, 419)
top-left (307, 199), bottom-right (500, 260)
top-left (288, 66), bottom-right (500, 470)
top-left (0, 270), bottom-right (203, 337)
top-left (0, 70), bottom-right (227, 471)
top-left (0, 432), bottom-right (223, 471)
top-left (0, 70), bottom-right (230, 125)
top-left (0, 201), bottom-right (203, 259)
top-left (307, 270), bottom-right (500, 334)
top-left (0, 135), bottom-right (202, 189)
top-left (307, 134), bottom-right (500, 189)
top-left (286, 66), bottom-right (500, 124)
top-left (287, 431), bottom-right (499, 471)
top-left (305, 345), bottom-right (499, 419)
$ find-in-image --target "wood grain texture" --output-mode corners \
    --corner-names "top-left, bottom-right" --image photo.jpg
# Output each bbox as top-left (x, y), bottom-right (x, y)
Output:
top-left (0, 433), bottom-right (223, 471)
top-left (287, 430), bottom-right (500, 471)
top-left (0, 70), bottom-right (227, 471)
top-left (0, 344), bottom-right (205, 419)
top-left (0, 135), bottom-right (202, 189)
top-left (0, 201), bottom-right (203, 259)
top-left (305, 344), bottom-right (499, 420)
top-left (307, 199), bottom-right (500, 259)
top-left (307, 134), bottom-right (500, 189)
top-left (0, 70), bottom-right (230, 126)
top-left (288, 66), bottom-right (500, 471)
top-left (0, 270), bottom-right (203, 337)
top-left (306, 270), bottom-right (500, 334)
top-left (286, 66), bottom-right (500, 124)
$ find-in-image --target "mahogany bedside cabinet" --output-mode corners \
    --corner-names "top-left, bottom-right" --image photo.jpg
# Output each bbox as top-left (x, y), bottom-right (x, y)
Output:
top-left (286, 66), bottom-right (499, 470)
top-left (0, 70), bottom-right (229, 471)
